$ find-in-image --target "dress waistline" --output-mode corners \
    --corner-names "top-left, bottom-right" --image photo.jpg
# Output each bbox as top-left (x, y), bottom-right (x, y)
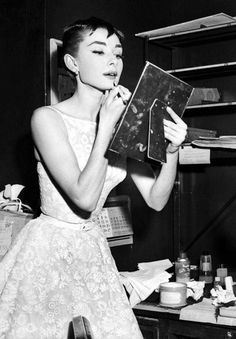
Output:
top-left (39, 213), bottom-right (98, 231)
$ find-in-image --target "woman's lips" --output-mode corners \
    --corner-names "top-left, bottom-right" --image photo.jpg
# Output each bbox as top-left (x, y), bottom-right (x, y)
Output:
top-left (103, 72), bottom-right (117, 80)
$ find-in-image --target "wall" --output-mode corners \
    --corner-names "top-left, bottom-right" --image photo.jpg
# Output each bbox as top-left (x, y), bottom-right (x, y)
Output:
top-left (0, 0), bottom-right (45, 210)
top-left (45, 0), bottom-right (236, 91)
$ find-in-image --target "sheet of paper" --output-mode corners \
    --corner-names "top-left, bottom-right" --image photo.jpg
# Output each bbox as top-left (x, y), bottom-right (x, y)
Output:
top-left (97, 209), bottom-right (113, 237)
top-left (138, 259), bottom-right (173, 271)
top-left (179, 146), bottom-right (210, 164)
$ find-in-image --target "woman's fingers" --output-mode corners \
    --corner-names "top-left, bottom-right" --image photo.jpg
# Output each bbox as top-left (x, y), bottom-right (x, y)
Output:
top-left (163, 119), bottom-right (187, 132)
top-left (163, 108), bottom-right (187, 147)
top-left (107, 84), bottom-right (131, 105)
top-left (165, 127), bottom-right (186, 143)
top-left (117, 85), bottom-right (131, 103)
top-left (105, 86), bottom-right (120, 105)
top-left (104, 86), bottom-right (130, 107)
top-left (166, 106), bottom-right (187, 127)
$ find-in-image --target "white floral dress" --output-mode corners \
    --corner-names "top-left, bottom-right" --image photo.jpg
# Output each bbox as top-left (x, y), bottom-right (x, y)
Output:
top-left (0, 108), bottom-right (143, 339)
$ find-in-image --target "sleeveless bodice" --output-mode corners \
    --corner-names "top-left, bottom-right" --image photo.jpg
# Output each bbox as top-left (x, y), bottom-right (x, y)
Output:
top-left (38, 109), bottom-right (127, 223)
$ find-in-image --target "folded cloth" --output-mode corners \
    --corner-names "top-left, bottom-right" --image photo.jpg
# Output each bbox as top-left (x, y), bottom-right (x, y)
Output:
top-left (180, 298), bottom-right (217, 324)
top-left (120, 259), bottom-right (172, 307)
top-left (0, 184), bottom-right (32, 213)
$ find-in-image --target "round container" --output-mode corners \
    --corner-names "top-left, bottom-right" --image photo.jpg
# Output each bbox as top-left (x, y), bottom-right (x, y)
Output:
top-left (159, 282), bottom-right (187, 307)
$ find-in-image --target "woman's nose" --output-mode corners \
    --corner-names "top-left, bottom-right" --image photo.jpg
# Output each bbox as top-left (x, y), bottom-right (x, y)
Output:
top-left (108, 54), bottom-right (118, 66)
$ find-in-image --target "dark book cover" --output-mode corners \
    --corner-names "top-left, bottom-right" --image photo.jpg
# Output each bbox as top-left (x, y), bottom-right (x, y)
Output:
top-left (108, 61), bottom-right (193, 164)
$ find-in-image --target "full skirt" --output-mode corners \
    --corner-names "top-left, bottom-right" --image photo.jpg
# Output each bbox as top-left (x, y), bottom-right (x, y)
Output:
top-left (0, 215), bottom-right (143, 339)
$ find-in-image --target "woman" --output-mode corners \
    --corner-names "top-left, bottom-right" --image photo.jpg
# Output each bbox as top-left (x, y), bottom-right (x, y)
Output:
top-left (0, 17), bottom-right (187, 339)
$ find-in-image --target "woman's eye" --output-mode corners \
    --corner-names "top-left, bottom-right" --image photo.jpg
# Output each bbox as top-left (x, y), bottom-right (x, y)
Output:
top-left (92, 50), bottom-right (104, 55)
top-left (116, 54), bottom-right (124, 60)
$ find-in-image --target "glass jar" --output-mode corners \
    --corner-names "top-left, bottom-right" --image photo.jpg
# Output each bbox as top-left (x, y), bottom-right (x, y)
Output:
top-left (175, 251), bottom-right (190, 283)
top-left (199, 252), bottom-right (213, 284)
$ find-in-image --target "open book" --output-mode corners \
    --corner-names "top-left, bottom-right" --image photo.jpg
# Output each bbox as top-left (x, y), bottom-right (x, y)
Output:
top-left (108, 62), bottom-right (193, 163)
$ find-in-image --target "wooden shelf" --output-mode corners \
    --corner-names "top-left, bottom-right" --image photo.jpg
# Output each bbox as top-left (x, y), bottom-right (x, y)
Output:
top-left (187, 102), bottom-right (236, 110)
top-left (136, 21), bottom-right (236, 46)
top-left (168, 61), bottom-right (236, 78)
top-left (135, 15), bottom-right (236, 272)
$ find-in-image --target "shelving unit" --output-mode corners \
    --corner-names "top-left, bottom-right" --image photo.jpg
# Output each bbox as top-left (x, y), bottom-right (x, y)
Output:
top-left (136, 20), bottom-right (236, 116)
top-left (135, 15), bottom-right (236, 272)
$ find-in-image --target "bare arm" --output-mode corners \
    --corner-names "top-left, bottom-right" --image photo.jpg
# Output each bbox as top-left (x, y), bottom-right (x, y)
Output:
top-left (31, 86), bottom-right (130, 213)
top-left (130, 107), bottom-right (187, 211)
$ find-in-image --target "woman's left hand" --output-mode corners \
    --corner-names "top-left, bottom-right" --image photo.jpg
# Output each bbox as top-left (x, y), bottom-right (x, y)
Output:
top-left (163, 106), bottom-right (187, 154)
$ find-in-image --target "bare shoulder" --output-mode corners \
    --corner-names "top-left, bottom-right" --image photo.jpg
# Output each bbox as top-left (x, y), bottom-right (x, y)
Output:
top-left (31, 106), bottom-right (65, 133)
top-left (32, 106), bottom-right (60, 124)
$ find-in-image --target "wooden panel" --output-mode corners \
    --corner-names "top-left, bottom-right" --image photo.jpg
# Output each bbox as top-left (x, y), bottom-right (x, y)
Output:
top-left (164, 319), bottom-right (236, 339)
top-left (136, 316), bottom-right (160, 339)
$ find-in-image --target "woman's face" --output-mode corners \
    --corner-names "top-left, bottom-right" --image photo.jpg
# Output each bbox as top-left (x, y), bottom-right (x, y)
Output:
top-left (75, 28), bottom-right (124, 91)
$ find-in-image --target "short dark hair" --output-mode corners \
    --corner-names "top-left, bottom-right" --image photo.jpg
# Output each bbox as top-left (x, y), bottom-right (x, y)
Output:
top-left (62, 16), bottom-right (124, 59)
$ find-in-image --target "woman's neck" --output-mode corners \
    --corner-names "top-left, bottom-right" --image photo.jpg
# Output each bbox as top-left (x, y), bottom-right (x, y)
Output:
top-left (69, 86), bottom-right (103, 122)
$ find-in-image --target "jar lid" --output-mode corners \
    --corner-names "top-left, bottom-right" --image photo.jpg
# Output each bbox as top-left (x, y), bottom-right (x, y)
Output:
top-left (178, 251), bottom-right (187, 260)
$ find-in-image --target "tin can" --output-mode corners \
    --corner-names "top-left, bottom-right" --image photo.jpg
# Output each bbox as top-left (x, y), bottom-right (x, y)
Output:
top-left (160, 282), bottom-right (187, 307)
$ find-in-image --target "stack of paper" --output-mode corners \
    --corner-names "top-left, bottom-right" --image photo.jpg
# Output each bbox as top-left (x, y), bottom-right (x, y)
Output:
top-left (217, 305), bottom-right (236, 325)
top-left (219, 306), bottom-right (236, 318)
top-left (180, 298), bottom-right (217, 324)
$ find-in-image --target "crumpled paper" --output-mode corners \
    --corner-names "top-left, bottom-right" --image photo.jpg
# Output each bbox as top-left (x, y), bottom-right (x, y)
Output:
top-left (0, 184), bottom-right (32, 213)
top-left (211, 285), bottom-right (236, 306)
top-left (186, 280), bottom-right (205, 301)
top-left (120, 259), bottom-right (172, 307)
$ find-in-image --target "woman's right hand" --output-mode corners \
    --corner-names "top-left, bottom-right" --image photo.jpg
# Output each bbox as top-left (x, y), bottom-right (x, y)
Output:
top-left (99, 85), bottom-right (131, 135)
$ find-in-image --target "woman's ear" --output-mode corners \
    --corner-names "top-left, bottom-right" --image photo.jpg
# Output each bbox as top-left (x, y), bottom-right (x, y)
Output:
top-left (64, 54), bottom-right (79, 75)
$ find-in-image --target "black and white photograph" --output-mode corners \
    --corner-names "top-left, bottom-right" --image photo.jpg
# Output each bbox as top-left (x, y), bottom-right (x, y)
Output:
top-left (1, 1), bottom-right (236, 338)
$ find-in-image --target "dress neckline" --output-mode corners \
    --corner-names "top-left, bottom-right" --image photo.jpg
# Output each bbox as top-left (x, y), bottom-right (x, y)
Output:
top-left (48, 106), bottom-right (97, 125)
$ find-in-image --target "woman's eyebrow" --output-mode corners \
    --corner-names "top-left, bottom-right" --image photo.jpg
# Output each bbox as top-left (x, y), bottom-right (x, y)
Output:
top-left (88, 41), bottom-right (106, 46)
top-left (88, 41), bottom-right (122, 48)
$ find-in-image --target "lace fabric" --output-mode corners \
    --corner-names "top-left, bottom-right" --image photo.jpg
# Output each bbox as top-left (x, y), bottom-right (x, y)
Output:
top-left (0, 109), bottom-right (143, 339)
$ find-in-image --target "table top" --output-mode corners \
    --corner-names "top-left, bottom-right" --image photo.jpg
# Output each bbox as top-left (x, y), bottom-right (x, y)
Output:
top-left (134, 301), bottom-right (181, 315)
top-left (134, 300), bottom-right (236, 328)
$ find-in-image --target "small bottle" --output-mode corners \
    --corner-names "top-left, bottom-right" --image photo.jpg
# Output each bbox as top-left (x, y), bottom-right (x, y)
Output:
top-left (214, 276), bottom-right (221, 290)
top-left (225, 276), bottom-right (234, 293)
top-left (199, 252), bottom-right (213, 284)
top-left (175, 251), bottom-right (190, 283)
top-left (216, 264), bottom-right (228, 287)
